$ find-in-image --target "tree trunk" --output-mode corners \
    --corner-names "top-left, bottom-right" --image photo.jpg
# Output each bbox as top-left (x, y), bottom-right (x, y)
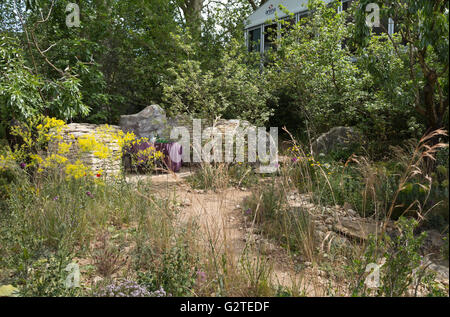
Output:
top-left (180, 0), bottom-right (204, 35)
top-left (247, 0), bottom-right (269, 11)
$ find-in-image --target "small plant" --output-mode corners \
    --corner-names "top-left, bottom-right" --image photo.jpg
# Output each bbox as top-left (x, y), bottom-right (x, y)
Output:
top-left (187, 163), bottom-right (230, 191)
top-left (93, 279), bottom-right (169, 297)
top-left (228, 163), bottom-right (259, 188)
top-left (137, 245), bottom-right (198, 297)
top-left (347, 217), bottom-right (446, 297)
top-left (243, 182), bottom-right (315, 260)
top-left (240, 245), bottom-right (274, 296)
top-left (18, 253), bottom-right (81, 297)
top-left (91, 232), bottom-right (127, 278)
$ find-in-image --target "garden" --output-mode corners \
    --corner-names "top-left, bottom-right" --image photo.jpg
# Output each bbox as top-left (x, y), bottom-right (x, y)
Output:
top-left (0, 0), bottom-right (448, 298)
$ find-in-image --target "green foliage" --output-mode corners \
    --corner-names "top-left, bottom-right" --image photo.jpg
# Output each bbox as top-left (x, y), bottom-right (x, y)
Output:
top-left (269, 1), bottom-right (367, 136)
top-left (0, 33), bottom-right (89, 124)
top-left (18, 252), bottom-right (81, 297)
top-left (0, 163), bottom-right (200, 296)
top-left (354, 0), bottom-right (449, 132)
top-left (137, 244), bottom-right (198, 297)
top-left (0, 36), bottom-right (44, 122)
top-left (348, 217), bottom-right (446, 297)
top-left (187, 163), bottom-right (231, 191)
top-left (268, 0), bottom-right (448, 155)
top-left (187, 163), bottom-right (259, 191)
top-left (228, 163), bottom-right (259, 188)
top-left (291, 145), bottom-right (448, 226)
top-left (162, 39), bottom-right (275, 126)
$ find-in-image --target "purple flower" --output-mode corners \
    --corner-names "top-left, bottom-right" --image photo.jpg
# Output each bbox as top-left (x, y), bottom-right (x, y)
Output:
top-left (197, 270), bottom-right (207, 284)
top-left (94, 279), bottom-right (153, 297)
top-left (20, 162), bottom-right (26, 169)
top-left (245, 208), bottom-right (252, 215)
top-left (86, 191), bottom-right (93, 198)
top-left (53, 196), bottom-right (59, 201)
top-left (292, 157), bottom-right (297, 163)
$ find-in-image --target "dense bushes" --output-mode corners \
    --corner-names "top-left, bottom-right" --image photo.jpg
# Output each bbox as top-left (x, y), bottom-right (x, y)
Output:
top-left (0, 164), bottom-right (198, 296)
top-left (162, 40), bottom-right (275, 126)
top-left (265, 0), bottom-right (448, 157)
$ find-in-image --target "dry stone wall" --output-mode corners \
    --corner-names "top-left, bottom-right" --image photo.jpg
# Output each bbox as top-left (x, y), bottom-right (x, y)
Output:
top-left (48, 123), bottom-right (122, 176)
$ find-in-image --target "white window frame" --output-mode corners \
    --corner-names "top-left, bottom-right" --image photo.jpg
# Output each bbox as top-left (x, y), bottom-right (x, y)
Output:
top-left (247, 25), bottom-right (263, 53)
top-left (388, 18), bottom-right (395, 35)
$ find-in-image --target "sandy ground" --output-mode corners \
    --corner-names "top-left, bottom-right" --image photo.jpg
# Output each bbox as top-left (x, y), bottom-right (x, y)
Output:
top-left (126, 169), bottom-right (327, 296)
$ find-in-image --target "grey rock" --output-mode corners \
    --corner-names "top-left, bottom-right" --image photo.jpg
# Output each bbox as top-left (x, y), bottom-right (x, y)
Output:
top-left (311, 126), bottom-right (361, 156)
top-left (334, 218), bottom-right (385, 241)
top-left (423, 230), bottom-right (445, 253)
top-left (119, 105), bottom-right (169, 140)
top-left (428, 262), bottom-right (449, 282)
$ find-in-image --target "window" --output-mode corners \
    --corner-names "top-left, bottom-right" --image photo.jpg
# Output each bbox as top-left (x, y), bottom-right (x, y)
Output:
top-left (248, 27), bottom-right (261, 52)
top-left (373, 16), bottom-right (388, 35)
top-left (343, 0), bottom-right (352, 11)
top-left (264, 23), bottom-right (277, 51)
top-left (388, 18), bottom-right (395, 35)
top-left (297, 11), bottom-right (308, 23)
top-left (372, 16), bottom-right (395, 36)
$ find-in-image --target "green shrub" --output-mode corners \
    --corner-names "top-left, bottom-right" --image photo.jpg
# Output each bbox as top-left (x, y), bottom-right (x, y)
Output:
top-left (228, 163), bottom-right (259, 188)
top-left (347, 217), bottom-right (446, 297)
top-left (162, 41), bottom-right (275, 126)
top-left (137, 244), bottom-right (198, 297)
top-left (187, 163), bottom-right (230, 191)
top-left (18, 252), bottom-right (82, 297)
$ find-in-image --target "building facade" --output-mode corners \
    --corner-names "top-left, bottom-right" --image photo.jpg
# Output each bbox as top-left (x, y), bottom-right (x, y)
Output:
top-left (244, 0), bottom-right (395, 54)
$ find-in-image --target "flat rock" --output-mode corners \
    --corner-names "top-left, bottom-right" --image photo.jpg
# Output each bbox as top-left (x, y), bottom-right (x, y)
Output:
top-left (334, 218), bottom-right (386, 241)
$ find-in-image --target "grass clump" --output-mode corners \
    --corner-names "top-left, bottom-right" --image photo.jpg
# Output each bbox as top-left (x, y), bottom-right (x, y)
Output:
top-left (242, 181), bottom-right (315, 262)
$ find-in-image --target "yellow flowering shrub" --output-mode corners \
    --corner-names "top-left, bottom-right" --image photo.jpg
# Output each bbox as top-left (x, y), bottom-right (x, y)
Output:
top-left (0, 116), bottom-right (164, 179)
top-left (65, 160), bottom-right (90, 179)
top-left (57, 142), bottom-right (72, 155)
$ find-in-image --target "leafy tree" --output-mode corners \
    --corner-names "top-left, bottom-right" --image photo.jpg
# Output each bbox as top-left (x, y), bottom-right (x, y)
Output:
top-left (162, 39), bottom-right (274, 125)
top-left (266, 0), bottom-right (440, 154)
top-left (268, 1), bottom-right (366, 138)
top-left (354, 0), bottom-right (449, 133)
top-left (0, 36), bottom-right (44, 123)
top-left (0, 0), bottom-right (91, 126)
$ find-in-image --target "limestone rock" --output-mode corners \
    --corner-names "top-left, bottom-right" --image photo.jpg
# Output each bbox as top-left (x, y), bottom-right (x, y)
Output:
top-left (120, 105), bottom-right (169, 140)
top-left (311, 126), bottom-right (361, 156)
top-left (48, 123), bottom-right (122, 177)
top-left (334, 217), bottom-right (385, 241)
top-left (423, 230), bottom-right (445, 253)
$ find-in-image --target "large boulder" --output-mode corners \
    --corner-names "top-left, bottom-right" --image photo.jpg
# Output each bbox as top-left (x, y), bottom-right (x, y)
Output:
top-left (119, 105), bottom-right (169, 140)
top-left (311, 126), bottom-right (361, 156)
